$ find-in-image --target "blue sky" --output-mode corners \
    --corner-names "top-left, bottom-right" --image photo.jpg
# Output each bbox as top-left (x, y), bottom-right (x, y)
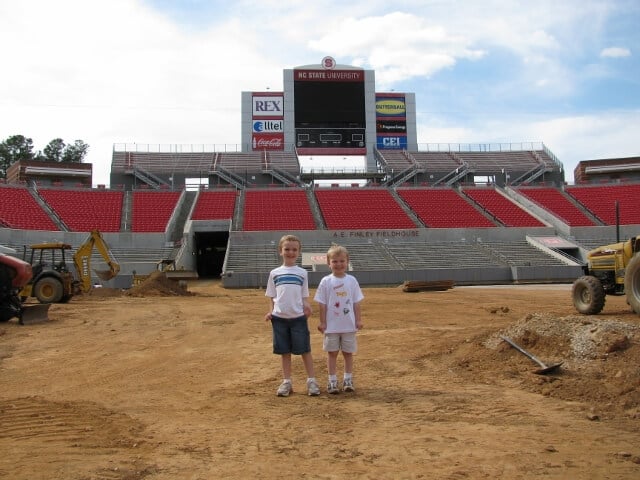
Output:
top-left (1, 0), bottom-right (639, 185)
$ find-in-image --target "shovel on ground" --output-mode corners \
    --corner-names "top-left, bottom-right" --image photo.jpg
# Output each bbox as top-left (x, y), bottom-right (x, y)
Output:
top-left (501, 336), bottom-right (563, 375)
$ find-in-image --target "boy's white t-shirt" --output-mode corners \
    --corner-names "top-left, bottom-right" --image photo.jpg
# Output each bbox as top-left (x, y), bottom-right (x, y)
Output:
top-left (265, 264), bottom-right (309, 319)
top-left (314, 273), bottom-right (364, 333)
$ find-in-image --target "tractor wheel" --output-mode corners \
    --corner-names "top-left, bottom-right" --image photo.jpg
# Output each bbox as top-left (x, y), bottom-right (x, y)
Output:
top-left (624, 255), bottom-right (640, 315)
top-left (34, 277), bottom-right (64, 304)
top-left (572, 275), bottom-right (605, 315)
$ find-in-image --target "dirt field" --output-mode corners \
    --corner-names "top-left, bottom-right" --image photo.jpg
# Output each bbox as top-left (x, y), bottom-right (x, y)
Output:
top-left (1, 275), bottom-right (639, 479)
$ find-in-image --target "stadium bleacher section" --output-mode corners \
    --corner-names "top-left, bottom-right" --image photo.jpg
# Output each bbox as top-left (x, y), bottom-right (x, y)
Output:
top-left (191, 190), bottom-right (237, 220)
top-left (565, 184), bottom-right (640, 226)
top-left (38, 188), bottom-right (123, 232)
top-left (3, 146), bottom-right (639, 289)
top-left (314, 188), bottom-right (417, 230)
top-left (217, 152), bottom-right (264, 174)
top-left (515, 186), bottom-right (597, 226)
top-left (243, 189), bottom-right (317, 231)
top-left (131, 190), bottom-right (182, 233)
top-left (265, 151), bottom-right (301, 175)
top-left (397, 188), bottom-right (496, 228)
top-left (0, 185), bottom-right (59, 231)
top-left (112, 151), bottom-right (216, 175)
top-left (462, 187), bottom-right (546, 227)
top-left (409, 151), bottom-right (461, 171)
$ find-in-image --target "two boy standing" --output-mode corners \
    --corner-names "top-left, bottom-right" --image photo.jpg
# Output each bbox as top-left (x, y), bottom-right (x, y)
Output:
top-left (265, 235), bottom-right (364, 397)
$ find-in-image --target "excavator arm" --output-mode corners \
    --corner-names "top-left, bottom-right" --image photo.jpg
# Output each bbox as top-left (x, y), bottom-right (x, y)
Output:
top-left (73, 230), bottom-right (120, 293)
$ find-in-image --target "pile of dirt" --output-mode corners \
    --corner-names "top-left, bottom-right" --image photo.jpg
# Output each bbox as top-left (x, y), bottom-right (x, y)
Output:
top-left (125, 271), bottom-right (193, 297)
top-left (447, 313), bottom-right (640, 418)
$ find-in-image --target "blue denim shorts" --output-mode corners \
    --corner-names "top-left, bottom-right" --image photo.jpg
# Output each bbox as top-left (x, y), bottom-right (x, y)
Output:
top-left (271, 315), bottom-right (311, 355)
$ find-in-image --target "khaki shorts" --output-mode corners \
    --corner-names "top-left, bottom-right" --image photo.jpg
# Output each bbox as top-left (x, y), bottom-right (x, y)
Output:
top-left (323, 332), bottom-right (357, 353)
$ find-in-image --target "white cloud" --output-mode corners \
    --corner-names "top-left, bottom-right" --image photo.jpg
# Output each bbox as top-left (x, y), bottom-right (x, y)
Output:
top-left (600, 47), bottom-right (632, 58)
top-left (1, 0), bottom-right (638, 188)
top-left (308, 12), bottom-right (485, 86)
top-left (0, 0), bottom-right (285, 185)
top-left (417, 110), bottom-right (640, 183)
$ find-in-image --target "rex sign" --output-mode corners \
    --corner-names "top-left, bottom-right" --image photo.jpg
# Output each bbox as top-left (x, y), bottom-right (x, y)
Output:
top-left (252, 95), bottom-right (284, 117)
top-left (252, 93), bottom-right (284, 151)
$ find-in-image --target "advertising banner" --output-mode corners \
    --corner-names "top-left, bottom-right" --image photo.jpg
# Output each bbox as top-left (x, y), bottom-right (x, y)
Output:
top-left (252, 95), bottom-right (284, 117)
top-left (376, 94), bottom-right (407, 149)
top-left (252, 119), bottom-right (284, 133)
top-left (376, 120), bottom-right (407, 133)
top-left (252, 92), bottom-right (284, 150)
top-left (252, 133), bottom-right (284, 151)
top-left (376, 135), bottom-right (408, 150)
top-left (376, 96), bottom-right (406, 117)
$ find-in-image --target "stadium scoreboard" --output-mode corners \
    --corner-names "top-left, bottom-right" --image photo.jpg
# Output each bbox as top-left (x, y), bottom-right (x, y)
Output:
top-left (241, 57), bottom-right (417, 170)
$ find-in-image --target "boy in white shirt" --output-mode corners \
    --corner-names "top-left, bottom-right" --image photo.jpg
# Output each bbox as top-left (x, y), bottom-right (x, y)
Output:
top-left (265, 235), bottom-right (320, 397)
top-left (314, 244), bottom-right (364, 393)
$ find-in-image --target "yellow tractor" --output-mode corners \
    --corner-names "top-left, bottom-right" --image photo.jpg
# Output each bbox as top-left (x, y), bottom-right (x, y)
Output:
top-left (572, 236), bottom-right (640, 315)
top-left (20, 242), bottom-right (76, 304)
top-left (19, 229), bottom-right (120, 303)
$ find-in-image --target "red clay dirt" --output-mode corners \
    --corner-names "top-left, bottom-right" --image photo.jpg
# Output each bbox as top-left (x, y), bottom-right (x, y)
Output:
top-left (1, 279), bottom-right (639, 479)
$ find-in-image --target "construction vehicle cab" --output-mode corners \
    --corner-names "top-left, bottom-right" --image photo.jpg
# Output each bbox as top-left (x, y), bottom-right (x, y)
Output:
top-left (73, 229), bottom-right (120, 293)
top-left (572, 236), bottom-right (640, 315)
top-left (20, 242), bottom-right (75, 304)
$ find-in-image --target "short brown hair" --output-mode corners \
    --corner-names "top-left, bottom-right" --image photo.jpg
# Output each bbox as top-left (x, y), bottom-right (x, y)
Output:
top-left (278, 234), bottom-right (302, 251)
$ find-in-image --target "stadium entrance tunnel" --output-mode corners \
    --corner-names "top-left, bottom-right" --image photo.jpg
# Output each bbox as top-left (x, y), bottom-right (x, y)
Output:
top-left (194, 231), bottom-right (228, 278)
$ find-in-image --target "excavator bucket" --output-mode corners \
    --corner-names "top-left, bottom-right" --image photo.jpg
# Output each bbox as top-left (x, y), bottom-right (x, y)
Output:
top-left (95, 269), bottom-right (116, 281)
top-left (19, 304), bottom-right (51, 325)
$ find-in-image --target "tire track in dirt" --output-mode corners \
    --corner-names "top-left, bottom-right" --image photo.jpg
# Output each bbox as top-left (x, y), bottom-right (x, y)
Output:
top-left (0, 397), bottom-right (158, 479)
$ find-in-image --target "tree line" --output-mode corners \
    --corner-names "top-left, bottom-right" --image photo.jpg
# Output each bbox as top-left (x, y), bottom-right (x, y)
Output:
top-left (0, 135), bottom-right (90, 178)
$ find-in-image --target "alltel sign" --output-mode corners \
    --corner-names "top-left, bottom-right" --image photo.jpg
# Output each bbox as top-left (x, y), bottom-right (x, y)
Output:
top-left (253, 120), bottom-right (283, 133)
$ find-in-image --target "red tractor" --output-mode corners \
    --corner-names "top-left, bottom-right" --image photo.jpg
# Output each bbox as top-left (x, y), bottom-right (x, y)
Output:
top-left (0, 252), bottom-right (50, 324)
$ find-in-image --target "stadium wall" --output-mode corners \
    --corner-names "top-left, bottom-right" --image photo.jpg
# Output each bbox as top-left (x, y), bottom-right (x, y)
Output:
top-left (3, 224), bottom-right (638, 290)
top-left (217, 226), bottom-right (586, 288)
top-left (0, 228), bottom-right (171, 288)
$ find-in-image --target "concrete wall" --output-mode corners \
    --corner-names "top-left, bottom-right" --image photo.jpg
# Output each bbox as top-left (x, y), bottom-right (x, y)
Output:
top-left (218, 225), bottom-right (584, 288)
top-left (3, 223), bottom-right (636, 290)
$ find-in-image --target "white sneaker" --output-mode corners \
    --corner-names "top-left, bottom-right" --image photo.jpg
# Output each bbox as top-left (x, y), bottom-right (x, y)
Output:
top-left (342, 378), bottom-right (355, 392)
top-left (307, 379), bottom-right (320, 396)
top-left (327, 380), bottom-right (339, 394)
top-left (277, 381), bottom-right (292, 397)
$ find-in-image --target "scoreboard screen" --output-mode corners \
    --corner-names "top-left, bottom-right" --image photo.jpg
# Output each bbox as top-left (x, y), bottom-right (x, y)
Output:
top-left (294, 81), bottom-right (365, 127)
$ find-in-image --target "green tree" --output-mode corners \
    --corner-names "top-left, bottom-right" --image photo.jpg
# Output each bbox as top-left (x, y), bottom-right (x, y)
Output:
top-left (0, 135), bottom-right (37, 178)
top-left (62, 139), bottom-right (89, 163)
top-left (0, 135), bottom-right (90, 178)
top-left (43, 138), bottom-right (66, 162)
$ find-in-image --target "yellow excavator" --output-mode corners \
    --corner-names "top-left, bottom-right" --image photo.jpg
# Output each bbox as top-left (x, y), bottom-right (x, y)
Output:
top-left (72, 229), bottom-right (120, 293)
top-left (18, 229), bottom-right (120, 304)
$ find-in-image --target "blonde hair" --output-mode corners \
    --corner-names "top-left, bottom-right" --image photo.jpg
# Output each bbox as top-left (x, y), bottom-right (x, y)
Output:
top-left (326, 243), bottom-right (349, 261)
top-left (278, 234), bottom-right (302, 251)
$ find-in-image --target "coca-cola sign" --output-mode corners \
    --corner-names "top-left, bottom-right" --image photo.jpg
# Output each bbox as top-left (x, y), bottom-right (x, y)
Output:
top-left (252, 133), bottom-right (284, 151)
